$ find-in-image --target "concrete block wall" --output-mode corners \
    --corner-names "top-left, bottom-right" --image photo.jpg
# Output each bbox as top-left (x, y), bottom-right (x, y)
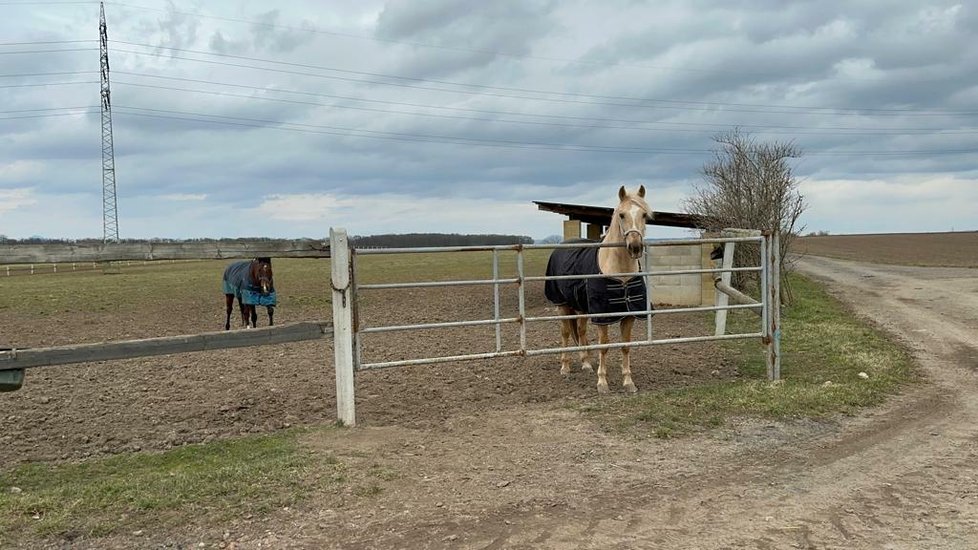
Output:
top-left (647, 243), bottom-right (715, 306)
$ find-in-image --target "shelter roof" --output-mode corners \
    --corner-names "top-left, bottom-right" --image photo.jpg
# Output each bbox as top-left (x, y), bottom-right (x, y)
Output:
top-left (533, 201), bottom-right (707, 229)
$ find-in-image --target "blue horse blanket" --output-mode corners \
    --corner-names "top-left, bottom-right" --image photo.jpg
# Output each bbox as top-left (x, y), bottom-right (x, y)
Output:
top-left (544, 241), bottom-right (649, 325)
top-left (223, 260), bottom-right (277, 306)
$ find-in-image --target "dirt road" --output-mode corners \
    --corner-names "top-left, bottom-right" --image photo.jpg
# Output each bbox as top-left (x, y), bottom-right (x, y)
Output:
top-left (193, 256), bottom-right (975, 549)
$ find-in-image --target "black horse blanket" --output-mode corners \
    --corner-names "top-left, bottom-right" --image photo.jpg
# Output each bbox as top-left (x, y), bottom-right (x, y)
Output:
top-left (544, 241), bottom-right (650, 326)
top-left (222, 260), bottom-right (277, 306)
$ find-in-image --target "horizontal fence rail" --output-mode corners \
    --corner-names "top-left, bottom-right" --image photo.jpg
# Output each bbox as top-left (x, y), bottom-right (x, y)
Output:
top-left (0, 239), bottom-right (331, 264)
top-left (0, 322), bottom-right (332, 370)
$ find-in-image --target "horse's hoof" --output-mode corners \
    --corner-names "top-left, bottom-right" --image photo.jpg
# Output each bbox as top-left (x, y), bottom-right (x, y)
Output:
top-left (624, 382), bottom-right (638, 394)
top-left (582, 363), bottom-right (594, 373)
top-left (560, 366), bottom-right (571, 376)
top-left (597, 383), bottom-right (610, 395)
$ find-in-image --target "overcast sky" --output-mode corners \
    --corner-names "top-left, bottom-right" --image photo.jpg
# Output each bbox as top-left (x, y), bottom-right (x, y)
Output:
top-left (1, 0), bottom-right (976, 240)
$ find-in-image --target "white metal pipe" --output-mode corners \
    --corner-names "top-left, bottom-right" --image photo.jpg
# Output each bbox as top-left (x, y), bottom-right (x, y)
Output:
top-left (517, 248), bottom-right (526, 352)
top-left (527, 302), bottom-right (761, 324)
top-left (526, 265), bottom-right (760, 283)
top-left (360, 317), bottom-right (520, 334)
top-left (492, 250), bottom-right (502, 353)
top-left (525, 332), bottom-right (764, 356)
top-left (361, 350), bottom-right (525, 370)
top-left (352, 235), bottom-right (764, 256)
top-left (358, 277), bottom-right (519, 290)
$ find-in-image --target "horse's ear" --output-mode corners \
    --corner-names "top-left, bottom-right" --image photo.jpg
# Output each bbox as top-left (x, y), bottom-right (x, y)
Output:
top-left (618, 185), bottom-right (626, 201)
top-left (638, 185), bottom-right (646, 198)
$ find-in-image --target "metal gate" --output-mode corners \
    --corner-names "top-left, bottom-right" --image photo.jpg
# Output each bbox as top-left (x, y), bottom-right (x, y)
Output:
top-left (329, 227), bottom-right (781, 426)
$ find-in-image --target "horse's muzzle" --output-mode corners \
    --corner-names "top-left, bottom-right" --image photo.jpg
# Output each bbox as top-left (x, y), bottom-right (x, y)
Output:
top-left (627, 241), bottom-right (644, 260)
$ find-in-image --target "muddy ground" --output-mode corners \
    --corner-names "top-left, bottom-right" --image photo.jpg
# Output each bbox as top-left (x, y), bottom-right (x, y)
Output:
top-left (1, 279), bottom-right (728, 464)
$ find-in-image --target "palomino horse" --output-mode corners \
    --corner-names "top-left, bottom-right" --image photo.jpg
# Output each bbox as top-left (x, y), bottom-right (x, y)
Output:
top-left (544, 185), bottom-right (651, 393)
top-left (223, 257), bottom-right (277, 329)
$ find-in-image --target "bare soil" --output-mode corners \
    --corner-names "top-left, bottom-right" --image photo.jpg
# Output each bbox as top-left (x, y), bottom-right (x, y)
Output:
top-left (0, 281), bottom-right (728, 465)
top-left (6, 245), bottom-right (978, 549)
top-left (796, 231), bottom-right (978, 267)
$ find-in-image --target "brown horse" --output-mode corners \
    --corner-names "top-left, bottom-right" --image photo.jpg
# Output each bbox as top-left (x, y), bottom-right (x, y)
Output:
top-left (223, 258), bottom-right (276, 329)
top-left (544, 185), bottom-right (651, 393)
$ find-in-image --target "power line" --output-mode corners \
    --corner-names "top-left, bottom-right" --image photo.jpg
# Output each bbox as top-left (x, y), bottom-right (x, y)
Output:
top-left (111, 40), bottom-right (976, 117)
top-left (112, 105), bottom-right (710, 154)
top-left (0, 47), bottom-right (96, 55)
top-left (108, 105), bottom-right (978, 157)
top-left (112, 70), bottom-right (978, 136)
top-left (0, 70), bottom-right (96, 78)
top-left (0, 39), bottom-right (97, 46)
top-left (0, 80), bottom-right (98, 88)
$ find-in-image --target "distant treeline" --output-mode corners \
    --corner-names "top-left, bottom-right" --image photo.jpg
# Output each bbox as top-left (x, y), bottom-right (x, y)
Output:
top-left (351, 233), bottom-right (533, 248)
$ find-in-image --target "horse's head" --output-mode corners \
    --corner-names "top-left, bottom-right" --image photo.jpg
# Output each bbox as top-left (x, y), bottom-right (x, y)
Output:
top-left (615, 185), bottom-right (651, 260)
top-left (252, 258), bottom-right (274, 294)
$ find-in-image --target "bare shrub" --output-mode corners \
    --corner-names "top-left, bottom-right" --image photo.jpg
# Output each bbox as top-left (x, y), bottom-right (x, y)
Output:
top-left (683, 129), bottom-right (807, 303)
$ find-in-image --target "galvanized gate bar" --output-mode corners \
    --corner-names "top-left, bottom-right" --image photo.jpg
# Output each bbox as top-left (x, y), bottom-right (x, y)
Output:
top-left (526, 332), bottom-right (764, 356)
top-left (527, 302), bottom-right (762, 323)
top-left (360, 317), bottom-right (521, 334)
top-left (358, 277), bottom-right (520, 290)
top-left (526, 265), bottom-right (760, 282)
top-left (492, 250), bottom-right (502, 353)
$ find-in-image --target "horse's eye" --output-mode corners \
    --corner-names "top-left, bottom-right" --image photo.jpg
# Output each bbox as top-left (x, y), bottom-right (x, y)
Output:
top-left (618, 213), bottom-right (625, 219)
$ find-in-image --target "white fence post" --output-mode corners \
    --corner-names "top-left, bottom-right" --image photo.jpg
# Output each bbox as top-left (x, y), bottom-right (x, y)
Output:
top-left (713, 241), bottom-right (736, 336)
top-left (330, 227), bottom-right (357, 426)
top-left (766, 232), bottom-right (782, 380)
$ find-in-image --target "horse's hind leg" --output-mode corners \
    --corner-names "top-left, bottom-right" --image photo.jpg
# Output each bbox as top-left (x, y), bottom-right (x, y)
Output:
top-left (224, 294), bottom-right (234, 330)
top-left (575, 317), bottom-right (593, 373)
top-left (238, 298), bottom-right (250, 328)
top-left (596, 324), bottom-right (610, 394)
top-left (558, 306), bottom-right (574, 376)
top-left (620, 317), bottom-right (637, 393)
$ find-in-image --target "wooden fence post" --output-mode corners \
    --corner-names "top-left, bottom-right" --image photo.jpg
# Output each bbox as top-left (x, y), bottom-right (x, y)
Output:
top-left (330, 228), bottom-right (356, 426)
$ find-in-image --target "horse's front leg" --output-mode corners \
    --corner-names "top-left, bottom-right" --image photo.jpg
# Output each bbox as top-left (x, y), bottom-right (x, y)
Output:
top-left (267, 306), bottom-right (274, 327)
top-left (596, 324), bottom-right (610, 394)
top-left (224, 294), bottom-right (234, 330)
top-left (576, 317), bottom-right (593, 373)
top-left (238, 300), bottom-right (250, 328)
top-left (250, 306), bottom-right (258, 328)
top-left (557, 306), bottom-right (574, 376)
top-left (620, 317), bottom-right (637, 393)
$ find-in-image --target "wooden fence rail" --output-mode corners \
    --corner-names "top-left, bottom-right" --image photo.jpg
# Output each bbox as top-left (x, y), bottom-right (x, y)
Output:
top-left (0, 322), bottom-right (332, 370)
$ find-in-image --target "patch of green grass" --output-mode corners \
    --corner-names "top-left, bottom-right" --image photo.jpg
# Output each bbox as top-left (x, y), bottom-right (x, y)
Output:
top-left (583, 273), bottom-right (916, 437)
top-left (0, 429), bottom-right (342, 543)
